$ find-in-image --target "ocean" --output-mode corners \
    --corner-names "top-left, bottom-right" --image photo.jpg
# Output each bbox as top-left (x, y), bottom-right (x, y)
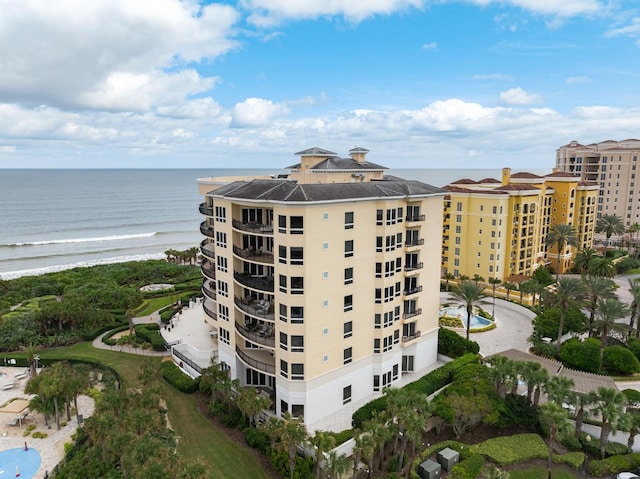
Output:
top-left (0, 167), bottom-right (548, 279)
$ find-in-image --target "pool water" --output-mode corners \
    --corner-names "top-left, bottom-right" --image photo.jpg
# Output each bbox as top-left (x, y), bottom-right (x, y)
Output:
top-left (439, 306), bottom-right (492, 328)
top-left (0, 447), bottom-right (41, 478)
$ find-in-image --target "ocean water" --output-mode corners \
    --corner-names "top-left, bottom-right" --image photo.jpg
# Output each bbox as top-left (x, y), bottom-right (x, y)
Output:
top-left (0, 167), bottom-right (546, 279)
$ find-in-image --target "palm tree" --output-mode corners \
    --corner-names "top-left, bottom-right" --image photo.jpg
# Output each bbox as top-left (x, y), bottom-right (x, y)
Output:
top-left (353, 432), bottom-right (376, 478)
top-left (588, 256), bottom-right (615, 278)
top-left (520, 361), bottom-right (546, 405)
top-left (545, 223), bottom-right (579, 280)
top-left (574, 247), bottom-right (598, 275)
top-left (629, 222), bottom-right (640, 257)
top-left (503, 281), bottom-right (517, 301)
top-left (571, 391), bottom-right (595, 439)
top-left (627, 412), bottom-right (640, 450)
top-left (309, 431), bottom-right (336, 479)
top-left (486, 355), bottom-right (511, 399)
top-left (596, 214), bottom-right (626, 257)
top-left (325, 450), bottom-right (350, 479)
top-left (544, 375), bottom-right (575, 406)
top-left (591, 387), bottom-right (627, 459)
top-left (443, 272), bottom-right (456, 292)
top-left (582, 275), bottom-right (617, 337)
top-left (488, 277), bottom-right (502, 317)
top-left (544, 277), bottom-right (586, 354)
top-left (593, 297), bottom-right (630, 359)
top-left (23, 342), bottom-right (40, 378)
top-left (539, 402), bottom-right (571, 479)
top-left (450, 281), bottom-right (488, 341)
top-left (629, 278), bottom-right (640, 335)
top-left (277, 412), bottom-right (308, 479)
top-left (472, 274), bottom-right (485, 285)
top-left (364, 411), bottom-right (391, 472)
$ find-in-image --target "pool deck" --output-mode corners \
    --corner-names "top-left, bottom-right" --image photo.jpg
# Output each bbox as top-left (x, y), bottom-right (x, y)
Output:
top-left (0, 366), bottom-right (95, 478)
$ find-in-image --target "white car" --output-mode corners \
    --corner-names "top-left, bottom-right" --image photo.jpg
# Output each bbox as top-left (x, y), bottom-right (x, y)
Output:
top-left (616, 473), bottom-right (639, 479)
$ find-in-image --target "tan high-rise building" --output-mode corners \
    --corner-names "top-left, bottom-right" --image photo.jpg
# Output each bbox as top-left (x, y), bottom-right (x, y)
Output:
top-left (197, 147), bottom-right (444, 430)
top-left (442, 168), bottom-right (598, 281)
top-left (556, 139), bottom-right (640, 227)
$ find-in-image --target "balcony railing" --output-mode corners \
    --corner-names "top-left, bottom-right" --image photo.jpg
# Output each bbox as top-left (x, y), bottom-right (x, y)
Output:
top-left (404, 262), bottom-right (423, 272)
top-left (403, 308), bottom-right (422, 320)
top-left (199, 203), bottom-right (214, 216)
top-left (236, 347), bottom-right (275, 375)
top-left (172, 347), bottom-right (218, 374)
top-left (406, 214), bottom-right (425, 222)
top-left (201, 260), bottom-right (216, 282)
top-left (403, 285), bottom-right (423, 296)
top-left (200, 240), bottom-right (215, 259)
top-left (200, 221), bottom-right (215, 238)
top-left (232, 219), bottom-right (274, 235)
top-left (402, 331), bottom-right (421, 343)
top-left (405, 238), bottom-right (424, 247)
top-left (202, 279), bottom-right (217, 301)
top-left (234, 297), bottom-right (275, 321)
top-left (234, 272), bottom-right (274, 293)
top-left (235, 322), bottom-right (275, 348)
top-left (233, 245), bottom-right (274, 265)
top-left (203, 301), bottom-right (218, 321)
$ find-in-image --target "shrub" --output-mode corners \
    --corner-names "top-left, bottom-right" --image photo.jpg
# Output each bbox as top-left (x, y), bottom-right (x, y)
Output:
top-left (616, 257), bottom-right (640, 274)
top-left (559, 337), bottom-right (602, 373)
top-left (245, 427), bottom-right (270, 453)
top-left (134, 324), bottom-right (165, 351)
top-left (603, 345), bottom-right (640, 375)
top-left (588, 453), bottom-right (640, 476)
top-left (472, 434), bottom-right (547, 465)
top-left (583, 436), bottom-right (629, 458)
top-left (160, 360), bottom-right (200, 393)
top-left (553, 452), bottom-right (585, 469)
top-left (438, 328), bottom-right (480, 358)
top-left (627, 338), bottom-right (640, 364)
top-left (409, 441), bottom-right (469, 479)
top-left (102, 325), bottom-right (130, 345)
top-left (533, 307), bottom-right (587, 340)
top-left (449, 454), bottom-right (485, 479)
top-left (269, 448), bottom-right (314, 479)
top-left (330, 429), bottom-right (354, 445)
top-left (498, 394), bottom-right (539, 427)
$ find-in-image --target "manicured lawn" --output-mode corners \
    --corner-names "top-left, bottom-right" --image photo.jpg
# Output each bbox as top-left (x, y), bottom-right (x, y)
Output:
top-left (134, 295), bottom-right (174, 317)
top-left (509, 466), bottom-right (578, 479)
top-left (11, 341), bottom-right (270, 478)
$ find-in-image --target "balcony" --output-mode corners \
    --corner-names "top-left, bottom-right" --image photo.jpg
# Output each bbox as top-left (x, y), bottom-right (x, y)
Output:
top-left (203, 300), bottom-right (218, 321)
top-left (236, 346), bottom-right (275, 375)
top-left (406, 214), bottom-right (425, 222)
top-left (404, 262), bottom-right (423, 272)
top-left (235, 321), bottom-right (275, 348)
top-left (233, 245), bottom-right (274, 265)
top-left (403, 285), bottom-right (423, 297)
top-left (201, 259), bottom-right (216, 282)
top-left (405, 238), bottom-right (424, 247)
top-left (403, 308), bottom-right (422, 320)
top-left (200, 240), bottom-right (215, 260)
top-left (402, 331), bottom-right (421, 344)
top-left (200, 221), bottom-right (215, 238)
top-left (234, 272), bottom-right (274, 293)
top-left (232, 219), bottom-right (274, 235)
top-left (199, 203), bottom-right (214, 216)
top-left (234, 296), bottom-right (275, 321)
top-left (202, 279), bottom-right (217, 301)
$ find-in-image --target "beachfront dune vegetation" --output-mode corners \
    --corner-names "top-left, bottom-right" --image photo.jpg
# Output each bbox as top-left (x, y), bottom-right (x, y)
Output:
top-left (0, 260), bottom-right (200, 351)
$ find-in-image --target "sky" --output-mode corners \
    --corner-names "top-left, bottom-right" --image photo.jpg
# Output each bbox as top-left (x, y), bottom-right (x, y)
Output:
top-left (0, 0), bottom-right (639, 170)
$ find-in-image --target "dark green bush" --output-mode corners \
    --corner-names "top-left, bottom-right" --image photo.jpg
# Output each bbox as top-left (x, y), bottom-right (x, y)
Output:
top-left (533, 307), bottom-right (587, 340)
top-left (269, 448), bottom-right (314, 479)
top-left (559, 337), bottom-right (602, 373)
top-left (101, 325), bottom-right (130, 345)
top-left (498, 394), bottom-right (539, 427)
top-left (603, 345), bottom-right (640, 375)
top-left (330, 429), bottom-right (354, 445)
top-left (532, 267), bottom-right (554, 286)
top-left (628, 338), bottom-right (640, 363)
top-left (588, 453), bottom-right (640, 476)
top-left (244, 427), bottom-right (270, 453)
top-left (449, 454), bottom-right (485, 479)
top-left (553, 452), bottom-right (585, 469)
top-left (583, 436), bottom-right (629, 458)
top-left (160, 360), bottom-right (200, 393)
top-left (134, 324), bottom-right (165, 351)
top-left (438, 328), bottom-right (480, 357)
top-left (616, 257), bottom-right (640, 274)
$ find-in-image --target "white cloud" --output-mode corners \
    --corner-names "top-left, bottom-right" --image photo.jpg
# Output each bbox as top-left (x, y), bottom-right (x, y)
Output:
top-left (500, 87), bottom-right (542, 105)
top-left (566, 75), bottom-right (591, 84)
top-left (422, 42), bottom-right (438, 50)
top-left (231, 98), bottom-right (290, 127)
top-left (466, 0), bottom-right (602, 17)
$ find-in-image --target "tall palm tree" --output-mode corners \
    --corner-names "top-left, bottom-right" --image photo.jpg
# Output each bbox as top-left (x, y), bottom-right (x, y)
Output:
top-left (591, 387), bottom-right (627, 459)
top-left (574, 247), bottom-right (598, 275)
top-left (629, 278), bottom-right (640, 335)
top-left (325, 450), bottom-right (350, 479)
top-left (503, 281), bottom-right (517, 301)
top-left (270, 412), bottom-right (308, 479)
top-left (629, 222), bottom-right (640, 258)
top-left (582, 275), bottom-right (617, 338)
top-left (363, 412), bottom-right (391, 472)
top-left (596, 214), bottom-right (626, 257)
top-left (450, 281), bottom-right (488, 341)
top-left (571, 391), bottom-right (595, 438)
top-left (545, 223), bottom-right (579, 280)
top-left (520, 361), bottom-right (545, 405)
top-left (544, 375), bottom-right (575, 406)
top-left (472, 274), bottom-right (485, 285)
top-left (488, 277), bottom-right (502, 317)
top-left (353, 432), bottom-right (376, 478)
top-left (588, 256), bottom-right (615, 278)
top-left (544, 277), bottom-right (586, 354)
top-left (486, 355), bottom-right (512, 399)
top-left (443, 272), bottom-right (456, 292)
top-left (593, 297), bottom-right (630, 359)
top-left (309, 430), bottom-right (336, 479)
top-left (539, 403), bottom-right (571, 479)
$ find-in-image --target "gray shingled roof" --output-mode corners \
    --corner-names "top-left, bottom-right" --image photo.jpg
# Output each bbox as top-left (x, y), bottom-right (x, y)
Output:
top-left (294, 147), bottom-right (337, 156)
top-left (286, 157), bottom-right (387, 171)
top-left (208, 178), bottom-right (445, 202)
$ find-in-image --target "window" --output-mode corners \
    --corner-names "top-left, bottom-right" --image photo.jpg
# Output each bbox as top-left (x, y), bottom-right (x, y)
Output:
top-left (279, 304), bottom-right (287, 322)
top-left (344, 295), bottom-right (353, 312)
top-left (343, 347), bottom-right (352, 365)
top-left (279, 275), bottom-right (287, 293)
top-left (217, 280), bottom-right (228, 297)
top-left (218, 304), bottom-right (229, 322)
top-left (397, 207), bottom-right (403, 223)
top-left (376, 209), bottom-right (383, 226)
top-left (375, 289), bottom-right (382, 304)
top-left (290, 216), bottom-right (304, 234)
top-left (291, 335), bottom-right (304, 352)
top-left (215, 206), bottom-right (226, 223)
top-left (290, 247), bottom-right (303, 265)
top-left (279, 332), bottom-right (288, 351)
top-left (375, 262), bottom-right (382, 278)
top-left (374, 314), bottom-right (381, 329)
top-left (402, 355), bottom-right (414, 373)
top-left (345, 211), bottom-right (354, 229)
top-left (323, 212), bottom-right (329, 220)
top-left (345, 240), bottom-right (354, 257)
top-left (278, 215), bottom-right (286, 233)
top-left (323, 242), bottom-right (329, 251)
top-left (291, 363), bottom-right (304, 380)
top-left (373, 375), bottom-right (380, 392)
top-left (393, 364), bottom-right (399, 381)
top-left (280, 360), bottom-right (288, 379)
top-left (219, 328), bottom-right (230, 345)
top-left (374, 338), bottom-right (381, 353)
top-left (215, 231), bottom-right (227, 248)
top-left (344, 267), bottom-right (353, 285)
top-left (386, 208), bottom-right (397, 225)
top-left (456, 202), bottom-right (462, 211)
top-left (291, 277), bottom-right (304, 294)
top-left (344, 321), bottom-right (353, 338)
top-left (343, 385), bottom-right (352, 404)
top-left (217, 256), bottom-right (228, 273)
top-left (322, 271), bottom-right (329, 280)
top-left (291, 306), bottom-right (304, 324)
top-left (291, 404), bottom-right (304, 418)
top-left (281, 400), bottom-right (288, 415)
top-left (376, 236), bottom-right (383, 252)
top-left (278, 245), bottom-right (287, 264)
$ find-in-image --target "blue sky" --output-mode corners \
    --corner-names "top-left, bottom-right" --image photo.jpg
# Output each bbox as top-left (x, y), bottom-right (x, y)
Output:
top-left (0, 0), bottom-right (639, 169)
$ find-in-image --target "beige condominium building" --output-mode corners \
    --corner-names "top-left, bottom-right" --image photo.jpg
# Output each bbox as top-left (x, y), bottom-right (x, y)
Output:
top-left (197, 147), bottom-right (445, 430)
top-left (556, 139), bottom-right (640, 227)
top-left (442, 168), bottom-right (598, 282)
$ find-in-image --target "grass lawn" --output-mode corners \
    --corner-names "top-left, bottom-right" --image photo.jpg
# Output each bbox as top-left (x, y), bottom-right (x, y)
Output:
top-left (509, 466), bottom-right (579, 479)
top-left (135, 296), bottom-right (174, 317)
top-left (12, 341), bottom-right (270, 478)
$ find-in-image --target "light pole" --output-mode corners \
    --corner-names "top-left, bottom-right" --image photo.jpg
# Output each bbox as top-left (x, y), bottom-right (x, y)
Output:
top-left (34, 355), bottom-right (40, 372)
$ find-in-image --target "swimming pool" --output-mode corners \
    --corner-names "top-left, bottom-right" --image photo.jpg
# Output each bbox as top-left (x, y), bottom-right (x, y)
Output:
top-left (0, 447), bottom-right (41, 478)
top-left (439, 306), bottom-right (492, 328)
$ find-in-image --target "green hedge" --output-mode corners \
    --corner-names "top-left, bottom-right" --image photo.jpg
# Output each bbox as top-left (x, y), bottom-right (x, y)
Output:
top-left (449, 453), bottom-right (485, 479)
top-left (588, 453), bottom-right (640, 476)
top-left (471, 434), bottom-right (547, 465)
top-left (410, 441), bottom-right (470, 479)
top-left (603, 345), bottom-right (640, 375)
top-left (553, 452), bottom-right (585, 469)
top-left (134, 324), bottom-right (164, 351)
top-left (102, 325), bottom-right (130, 345)
top-left (160, 360), bottom-right (200, 393)
top-left (352, 353), bottom-right (479, 428)
top-left (559, 337), bottom-right (602, 373)
top-left (438, 328), bottom-right (480, 358)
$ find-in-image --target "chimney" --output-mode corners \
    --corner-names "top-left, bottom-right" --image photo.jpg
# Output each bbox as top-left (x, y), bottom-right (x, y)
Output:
top-left (501, 167), bottom-right (511, 186)
top-left (349, 146), bottom-right (369, 163)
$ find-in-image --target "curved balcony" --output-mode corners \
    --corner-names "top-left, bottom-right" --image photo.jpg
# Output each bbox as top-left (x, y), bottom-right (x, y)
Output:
top-left (232, 219), bottom-right (274, 236)
top-left (236, 346), bottom-right (275, 375)
top-left (234, 272), bottom-right (274, 293)
top-left (201, 259), bottom-right (216, 282)
top-left (233, 245), bottom-right (274, 265)
top-left (202, 279), bottom-right (217, 301)
top-left (403, 285), bottom-right (423, 297)
top-left (402, 308), bottom-right (422, 321)
top-left (203, 300), bottom-right (218, 321)
top-left (199, 203), bottom-right (214, 216)
top-left (235, 322), bottom-right (275, 348)
top-left (234, 296), bottom-right (274, 321)
top-left (200, 240), bottom-right (215, 260)
top-left (200, 221), bottom-right (215, 238)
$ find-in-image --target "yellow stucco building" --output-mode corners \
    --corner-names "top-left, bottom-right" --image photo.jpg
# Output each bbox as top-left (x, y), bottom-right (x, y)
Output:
top-left (197, 147), bottom-right (445, 430)
top-left (442, 168), bottom-right (599, 282)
